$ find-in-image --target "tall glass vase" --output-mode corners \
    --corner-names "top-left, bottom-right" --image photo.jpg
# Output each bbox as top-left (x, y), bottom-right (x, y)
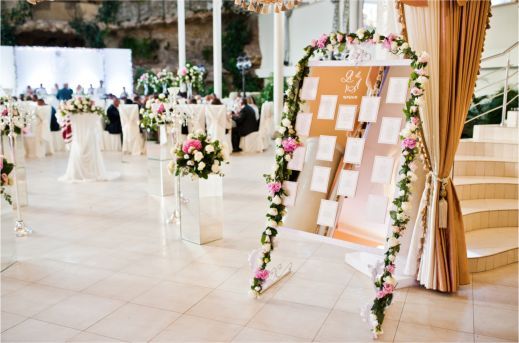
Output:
top-left (1, 135), bottom-right (28, 207)
top-left (187, 82), bottom-right (193, 99)
top-left (1, 187), bottom-right (16, 271)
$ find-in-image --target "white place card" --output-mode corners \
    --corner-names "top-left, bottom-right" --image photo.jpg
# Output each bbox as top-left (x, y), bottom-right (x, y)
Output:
top-left (316, 135), bottom-right (337, 162)
top-left (287, 146), bottom-right (306, 171)
top-left (343, 138), bottom-right (366, 165)
top-left (300, 77), bottom-right (319, 100)
top-left (310, 166), bottom-right (331, 193)
top-left (295, 112), bottom-right (313, 136)
top-left (366, 194), bottom-right (389, 224)
top-left (317, 199), bottom-right (339, 227)
top-left (335, 105), bottom-right (357, 131)
top-left (358, 96), bottom-right (381, 123)
top-left (337, 170), bottom-right (360, 197)
top-left (386, 77), bottom-right (409, 104)
top-left (317, 95), bottom-right (338, 120)
top-left (378, 117), bottom-right (402, 145)
top-left (371, 156), bottom-right (395, 184)
top-left (283, 181), bottom-right (298, 207)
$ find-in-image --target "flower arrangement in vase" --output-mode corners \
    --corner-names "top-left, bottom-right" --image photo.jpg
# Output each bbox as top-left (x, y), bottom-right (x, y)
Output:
top-left (137, 71), bottom-right (160, 95)
top-left (176, 63), bottom-right (205, 95)
top-left (139, 94), bottom-right (176, 134)
top-left (0, 96), bottom-right (35, 136)
top-left (171, 131), bottom-right (228, 180)
top-left (0, 155), bottom-right (14, 205)
top-left (58, 96), bottom-right (107, 121)
top-left (157, 69), bottom-right (179, 93)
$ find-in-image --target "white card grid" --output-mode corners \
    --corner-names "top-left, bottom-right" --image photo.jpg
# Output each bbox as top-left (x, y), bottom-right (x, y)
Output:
top-left (310, 166), bottom-right (331, 193)
top-left (358, 96), bottom-right (381, 123)
top-left (295, 112), bottom-right (313, 137)
top-left (282, 181), bottom-right (298, 207)
top-left (316, 135), bottom-right (337, 162)
top-left (317, 95), bottom-right (338, 120)
top-left (300, 77), bottom-right (319, 101)
top-left (335, 105), bottom-right (357, 131)
top-left (366, 194), bottom-right (389, 224)
top-left (337, 170), bottom-right (360, 197)
top-left (385, 77), bottom-right (409, 104)
top-left (316, 199), bottom-right (339, 227)
top-left (343, 138), bottom-right (366, 164)
top-left (370, 156), bottom-right (395, 184)
top-left (378, 117), bottom-right (402, 145)
top-left (287, 146), bottom-right (306, 171)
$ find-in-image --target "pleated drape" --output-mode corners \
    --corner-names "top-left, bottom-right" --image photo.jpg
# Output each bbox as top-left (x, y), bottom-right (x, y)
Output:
top-left (435, 0), bottom-right (491, 292)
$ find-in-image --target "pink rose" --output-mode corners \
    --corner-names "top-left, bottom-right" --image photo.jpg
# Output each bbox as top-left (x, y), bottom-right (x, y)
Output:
top-left (402, 138), bottom-right (417, 149)
top-left (346, 36), bottom-right (353, 44)
top-left (1, 108), bottom-right (7, 116)
top-left (336, 33), bottom-right (344, 43)
top-left (281, 137), bottom-right (299, 153)
top-left (182, 139), bottom-right (202, 154)
top-left (267, 181), bottom-right (282, 195)
top-left (383, 33), bottom-right (397, 50)
top-left (1, 173), bottom-right (8, 184)
top-left (411, 116), bottom-right (420, 126)
top-left (157, 103), bottom-right (165, 114)
top-left (310, 39), bottom-right (317, 48)
top-left (418, 52), bottom-right (430, 63)
top-left (410, 87), bottom-right (423, 96)
top-left (386, 264), bottom-right (395, 274)
top-left (255, 269), bottom-right (270, 280)
top-left (317, 34), bottom-right (328, 49)
top-left (383, 283), bottom-right (395, 294)
top-left (376, 289), bottom-right (386, 299)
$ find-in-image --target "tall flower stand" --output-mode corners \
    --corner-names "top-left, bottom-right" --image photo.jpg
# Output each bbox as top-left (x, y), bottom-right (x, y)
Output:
top-left (146, 126), bottom-right (174, 197)
top-left (1, 187), bottom-right (16, 271)
top-left (1, 135), bottom-right (28, 207)
top-left (180, 175), bottom-right (223, 245)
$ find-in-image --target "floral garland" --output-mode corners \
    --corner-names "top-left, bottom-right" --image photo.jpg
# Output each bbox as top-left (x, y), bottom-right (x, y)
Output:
top-left (248, 28), bottom-right (429, 339)
top-left (139, 94), bottom-right (176, 132)
top-left (177, 63), bottom-right (205, 92)
top-left (171, 131), bottom-right (228, 180)
top-left (0, 155), bottom-right (14, 205)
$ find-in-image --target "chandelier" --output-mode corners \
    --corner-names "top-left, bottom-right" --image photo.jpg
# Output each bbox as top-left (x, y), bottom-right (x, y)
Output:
top-left (234, 0), bottom-right (300, 14)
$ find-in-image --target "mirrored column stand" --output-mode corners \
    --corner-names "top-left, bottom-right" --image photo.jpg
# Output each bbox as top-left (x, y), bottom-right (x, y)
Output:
top-left (5, 100), bottom-right (32, 237)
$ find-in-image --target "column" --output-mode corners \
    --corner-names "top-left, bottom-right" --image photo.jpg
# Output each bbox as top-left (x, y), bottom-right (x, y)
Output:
top-left (212, 0), bottom-right (222, 99)
top-left (273, 12), bottom-right (285, 129)
top-left (177, 0), bottom-right (186, 69)
top-left (349, 0), bottom-right (358, 32)
top-left (339, 0), bottom-right (345, 32)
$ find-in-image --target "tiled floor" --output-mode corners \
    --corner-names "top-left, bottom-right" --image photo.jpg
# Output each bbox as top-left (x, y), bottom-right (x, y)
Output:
top-left (1, 151), bottom-right (517, 342)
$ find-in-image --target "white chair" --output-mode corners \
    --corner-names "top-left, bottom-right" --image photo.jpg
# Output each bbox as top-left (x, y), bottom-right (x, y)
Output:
top-left (205, 105), bottom-right (227, 142)
top-left (37, 105), bottom-right (54, 156)
top-left (239, 103), bottom-right (273, 153)
top-left (120, 104), bottom-right (144, 155)
top-left (259, 101), bottom-right (274, 148)
top-left (23, 104), bottom-right (49, 159)
top-left (187, 104), bottom-right (206, 134)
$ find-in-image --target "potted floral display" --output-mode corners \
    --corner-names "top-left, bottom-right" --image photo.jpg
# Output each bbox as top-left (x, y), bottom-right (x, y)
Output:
top-left (176, 63), bottom-right (205, 98)
top-left (0, 155), bottom-right (14, 205)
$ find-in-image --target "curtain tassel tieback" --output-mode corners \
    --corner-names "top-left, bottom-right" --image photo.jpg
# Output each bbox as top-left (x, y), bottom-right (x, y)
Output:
top-left (431, 173), bottom-right (449, 229)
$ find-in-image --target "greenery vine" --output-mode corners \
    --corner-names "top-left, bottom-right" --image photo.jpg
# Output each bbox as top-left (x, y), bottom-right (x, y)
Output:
top-left (0, 1), bottom-right (32, 46)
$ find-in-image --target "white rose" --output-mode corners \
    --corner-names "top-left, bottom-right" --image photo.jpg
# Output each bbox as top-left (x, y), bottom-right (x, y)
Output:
top-left (268, 219), bottom-right (278, 227)
top-left (326, 44), bottom-right (334, 52)
top-left (272, 196), bottom-right (282, 205)
top-left (254, 286), bottom-right (261, 291)
top-left (263, 243), bottom-right (271, 252)
top-left (205, 144), bottom-right (214, 153)
top-left (187, 160), bottom-right (194, 166)
top-left (275, 138), bottom-right (282, 145)
top-left (276, 148), bottom-right (285, 156)
top-left (194, 151), bottom-right (204, 162)
top-left (184, 154), bottom-right (189, 159)
top-left (211, 164), bottom-right (220, 173)
top-left (278, 126), bottom-right (286, 134)
top-left (417, 76), bottom-right (428, 84)
top-left (401, 202), bottom-right (411, 211)
top-left (400, 128), bottom-right (411, 138)
top-left (410, 106), bottom-right (417, 113)
top-left (391, 41), bottom-right (398, 51)
top-left (281, 118), bottom-right (291, 128)
top-left (388, 237), bottom-right (399, 247)
top-left (284, 155), bottom-right (291, 161)
top-left (265, 228), bottom-right (272, 235)
top-left (388, 254), bottom-right (396, 262)
top-left (372, 34), bottom-right (381, 43)
top-left (268, 208), bottom-right (278, 216)
top-left (356, 28), bottom-right (365, 39)
top-left (197, 161), bottom-right (206, 170)
top-left (414, 97), bottom-right (425, 106)
top-left (384, 275), bottom-right (396, 285)
top-left (401, 42), bottom-right (409, 49)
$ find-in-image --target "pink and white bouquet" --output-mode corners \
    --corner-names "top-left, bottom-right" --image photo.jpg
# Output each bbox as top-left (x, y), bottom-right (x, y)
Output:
top-left (137, 71), bottom-right (160, 95)
top-left (139, 94), bottom-right (175, 132)
top-left (172, 131), bottom-right (227, 179)
top-left (0, 96), bottom-right (35, 135)
top-left (176, 63), bottom-right (205, 92)
top-left (58, 96), bottom-right (106, 119)
top-left (0, 154), bottom-right (14, 205)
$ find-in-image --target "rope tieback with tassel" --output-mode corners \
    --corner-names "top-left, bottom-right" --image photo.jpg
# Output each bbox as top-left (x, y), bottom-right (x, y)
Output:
top-left (431, 173), bottom-right (449, 230)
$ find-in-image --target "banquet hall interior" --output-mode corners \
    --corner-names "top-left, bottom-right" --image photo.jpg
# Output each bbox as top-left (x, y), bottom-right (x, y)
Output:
top-left (0, 0), bottom-right (518, 342)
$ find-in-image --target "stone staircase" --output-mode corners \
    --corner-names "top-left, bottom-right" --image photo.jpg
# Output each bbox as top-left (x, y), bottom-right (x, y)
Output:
top-left (454, 124), bottom-right (518, 272)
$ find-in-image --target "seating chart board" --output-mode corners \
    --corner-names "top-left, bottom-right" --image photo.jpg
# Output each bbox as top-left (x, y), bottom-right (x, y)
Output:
top-left (282, 60), bottom-right (412, 249)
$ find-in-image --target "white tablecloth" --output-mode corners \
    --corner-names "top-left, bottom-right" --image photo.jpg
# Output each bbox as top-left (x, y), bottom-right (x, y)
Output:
top-left (59, 113), bottom-right (119, 182)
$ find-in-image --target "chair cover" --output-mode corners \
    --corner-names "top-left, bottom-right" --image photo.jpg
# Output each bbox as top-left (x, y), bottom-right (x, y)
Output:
top-left (120, 104), bottom-right (144, 155)
top-left (59, 113), bottom-right (119, 182)
top-left (24, 105), bottom-right (51, 159)
top-left (240, 103), bottom-right (273, 153)
top-left (102, 131), bottom-right (122, 151)
top-left (37, 105), bottom-right (54, 155)
top-left (187, 104), bottom-right (206, 133)
top-left (51, 132), bottom-right (66, 152)
top-left (205, 105), bottom-right (227, 142)
top-left (260, 102), bottom-right (274, 148)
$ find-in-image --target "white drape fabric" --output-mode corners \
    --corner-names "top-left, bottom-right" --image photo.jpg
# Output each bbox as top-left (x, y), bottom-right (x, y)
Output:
top-left (403, 1), bottom-right (441, 289)
top-left (205, 105), bottom-right (227, 142)
top-left (376, 0), bottom-right (400, 36)
top-left (239, 102), bottom-right (274, 153)
top-left (119, 104), bottom-right (144, 155)
top-left (59, 113), bottom-right (119, 182)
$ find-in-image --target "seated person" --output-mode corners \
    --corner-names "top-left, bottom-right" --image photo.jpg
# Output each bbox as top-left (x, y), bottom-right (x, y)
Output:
top-left (231, 98), bottom-right (258, 152)
top-left (105, 98), bottom-right (122, 135)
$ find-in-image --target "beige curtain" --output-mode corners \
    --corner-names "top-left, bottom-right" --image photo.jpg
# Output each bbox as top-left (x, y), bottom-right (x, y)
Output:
top-left (435, 0), bottom-right (491, 292)
top-left (403, 0), bottom-right (491, 292)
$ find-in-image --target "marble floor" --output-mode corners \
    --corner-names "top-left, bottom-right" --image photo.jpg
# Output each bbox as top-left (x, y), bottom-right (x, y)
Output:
top-left (1, 150), bottom-right (517, 342)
